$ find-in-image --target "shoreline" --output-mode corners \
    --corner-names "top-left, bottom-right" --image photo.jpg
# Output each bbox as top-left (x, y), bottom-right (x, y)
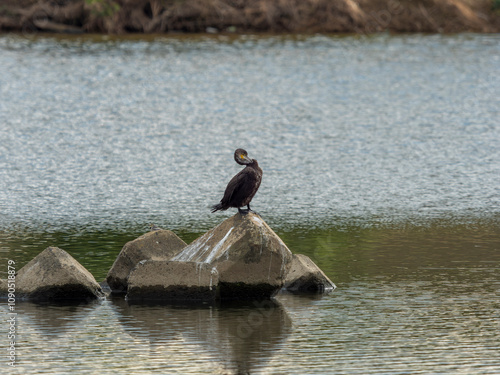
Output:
top-left (1, 0), bottom-right (499, 35)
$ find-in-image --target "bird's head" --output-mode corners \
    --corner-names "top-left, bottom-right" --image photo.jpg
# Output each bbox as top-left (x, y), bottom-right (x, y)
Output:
top-left (234, 148), bottom-right (254, 165)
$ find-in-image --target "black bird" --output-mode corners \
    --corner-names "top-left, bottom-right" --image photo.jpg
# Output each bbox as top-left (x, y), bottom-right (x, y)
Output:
top-left (211, 149), bottom-right (263, 214)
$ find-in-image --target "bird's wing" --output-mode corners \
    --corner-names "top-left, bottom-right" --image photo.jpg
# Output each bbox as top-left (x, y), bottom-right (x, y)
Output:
top-left (221, 169), bottom-right (253, 205)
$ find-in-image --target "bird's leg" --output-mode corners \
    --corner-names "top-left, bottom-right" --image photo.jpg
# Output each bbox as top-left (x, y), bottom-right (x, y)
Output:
top-left (246, 204), bottom-right (261, 217)
top-left (238, 205), bottom-right (261, 216)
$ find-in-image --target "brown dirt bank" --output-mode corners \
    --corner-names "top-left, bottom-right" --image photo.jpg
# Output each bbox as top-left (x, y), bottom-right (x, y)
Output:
top-left (1, 0), bottom-right (499, 34)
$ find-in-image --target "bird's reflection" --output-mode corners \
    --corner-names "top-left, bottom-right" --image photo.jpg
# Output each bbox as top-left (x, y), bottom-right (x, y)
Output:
top-left (111, 298), bottom-right (292, 374)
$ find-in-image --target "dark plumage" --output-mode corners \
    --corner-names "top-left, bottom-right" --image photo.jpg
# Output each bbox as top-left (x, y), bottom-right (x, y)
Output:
top-left (211, 149), bottom-right (263, 214)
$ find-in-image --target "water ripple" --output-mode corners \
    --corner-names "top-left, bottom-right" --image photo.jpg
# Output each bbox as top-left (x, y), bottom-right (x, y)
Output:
top-left (1, 34), bottom-right (499, 232)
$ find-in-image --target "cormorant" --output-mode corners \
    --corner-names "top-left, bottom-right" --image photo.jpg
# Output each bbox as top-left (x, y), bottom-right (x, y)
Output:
top-left (211, 149), bottom-right (263, 214)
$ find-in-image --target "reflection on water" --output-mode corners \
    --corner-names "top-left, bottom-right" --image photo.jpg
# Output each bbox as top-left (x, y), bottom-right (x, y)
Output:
top-left (1, 221), bottom-right (499, 374)
top-left (1, 219), bottom-right (499, 283)
top-left (112, 298), bottom-right (291, 374)
top-left (4, 298), bottom-right (292, 374)
top-left (277, 284), bottom-right (500, 374)
top-left (2, 272), bottom-right (499, 374)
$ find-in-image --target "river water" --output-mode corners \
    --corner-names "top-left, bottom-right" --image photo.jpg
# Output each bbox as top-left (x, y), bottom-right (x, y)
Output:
top-left (0, 33), bottom-right (499, 374)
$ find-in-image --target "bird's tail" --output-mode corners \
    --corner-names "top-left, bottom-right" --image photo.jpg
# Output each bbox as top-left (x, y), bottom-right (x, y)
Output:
top-left (211, 203), bottom-right (224, 213)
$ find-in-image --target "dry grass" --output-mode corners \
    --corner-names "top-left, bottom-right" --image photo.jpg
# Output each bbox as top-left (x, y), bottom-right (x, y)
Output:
top-left (0, 0), bottom-right (498, 33)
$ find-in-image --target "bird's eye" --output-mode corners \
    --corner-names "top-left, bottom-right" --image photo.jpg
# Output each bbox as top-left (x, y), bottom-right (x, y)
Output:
top-left (240, 154), bottom-right (245, 159)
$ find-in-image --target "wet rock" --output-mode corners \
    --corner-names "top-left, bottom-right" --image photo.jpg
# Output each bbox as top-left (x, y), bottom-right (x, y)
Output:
top-left (172, 213), bottom-right (293, 299)
top-left (106, 229), bottom-right (187, 293)
top-left (284, 254), bottom-right (336, 293)
top-left (127, 260), bottom-right (219, 302)
top-left (11, 247), bottom-right (103, 302)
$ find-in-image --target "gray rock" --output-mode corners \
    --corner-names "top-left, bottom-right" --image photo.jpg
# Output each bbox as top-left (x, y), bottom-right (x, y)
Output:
top-left (11, 247), bottom-right (103, 302)
top-left (106, 229), bottom-right (187, 293)
top-left (172, 213), bottom-right (293, 299)
top-left (284, 254), bottom-right (336, 293)
top-left (127, 260), bottom-right (219, 302)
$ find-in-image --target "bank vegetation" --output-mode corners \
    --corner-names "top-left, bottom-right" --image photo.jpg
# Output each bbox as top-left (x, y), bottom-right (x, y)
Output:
top-left (1, 0), bottom-right (499, 34)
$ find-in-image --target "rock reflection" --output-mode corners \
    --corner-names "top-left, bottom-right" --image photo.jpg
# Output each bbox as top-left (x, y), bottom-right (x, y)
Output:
top-left (111, 298), bottom-right (292, 373)
top-left (14, 300), bottom-right (99, 337)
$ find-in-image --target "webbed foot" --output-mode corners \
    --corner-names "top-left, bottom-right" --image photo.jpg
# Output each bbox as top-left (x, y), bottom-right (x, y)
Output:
top-left (238, 206), bottom-right (261, 217)
top-left (238, 207), bottom-right (250, 215)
